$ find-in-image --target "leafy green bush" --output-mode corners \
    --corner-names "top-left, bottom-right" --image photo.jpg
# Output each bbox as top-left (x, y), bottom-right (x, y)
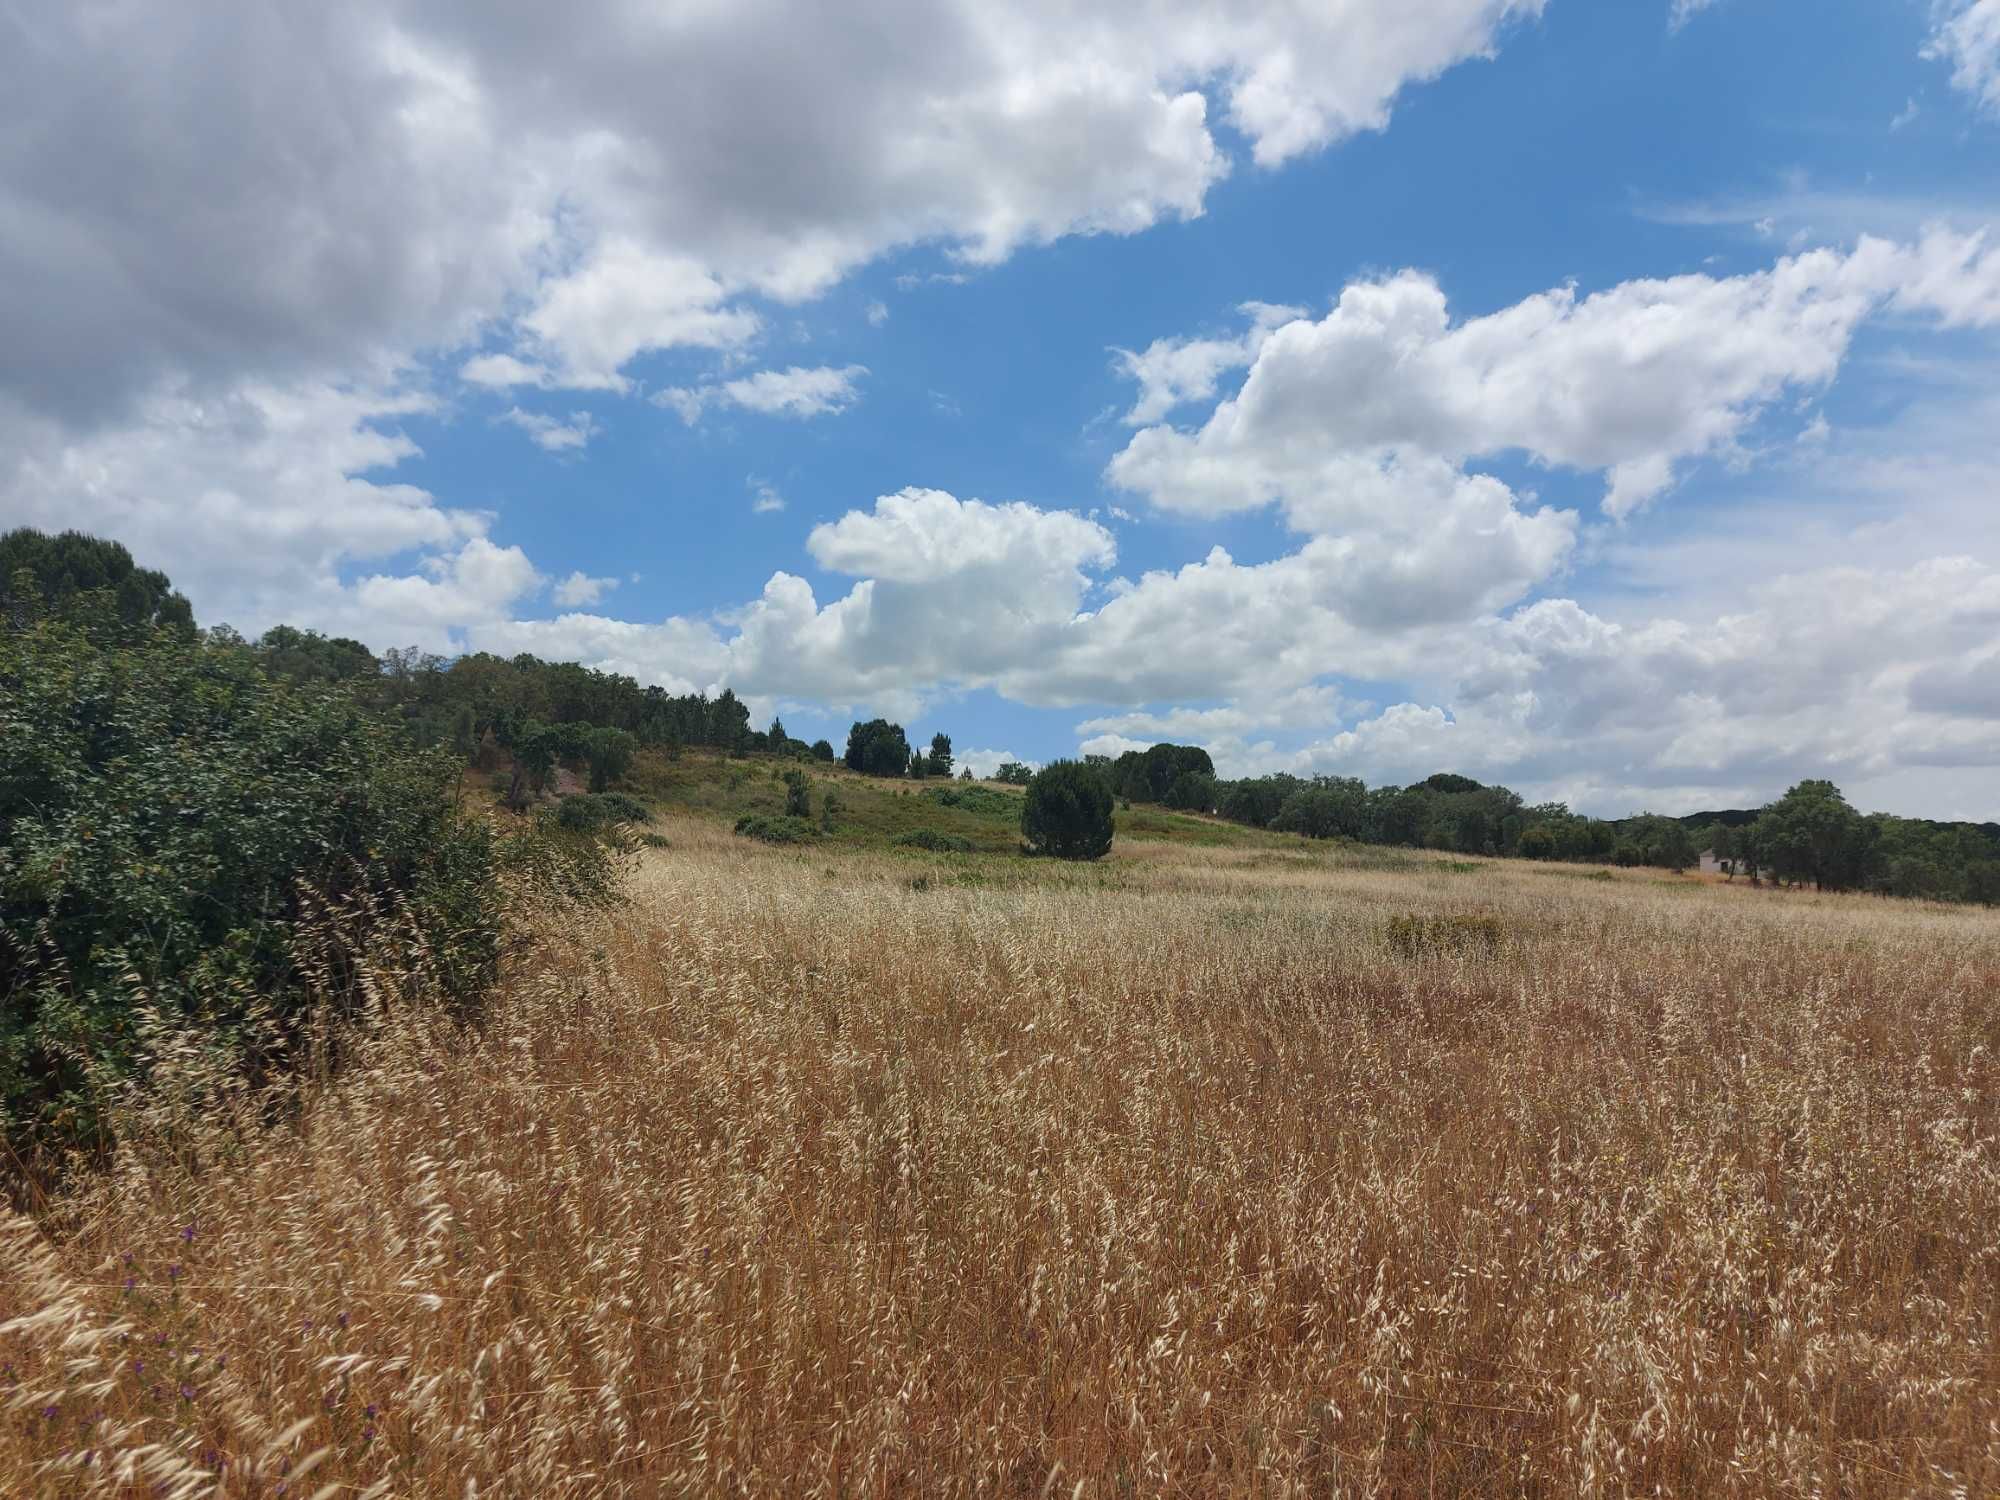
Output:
top-left (1384, 913), bottom-right (1505, 958)
top-left (0, 609), bottom-right (599, 1170)
top-left (894, 829), bottom-right (973, 853)
top-left (733, 814), bottom-right (819, 845)
top-left (556, 791), bottom-right (652, 832)
top-left (1021, 761), bottom-right (1114, 861)
top-left (925, 784), bottom-right (1016, 817)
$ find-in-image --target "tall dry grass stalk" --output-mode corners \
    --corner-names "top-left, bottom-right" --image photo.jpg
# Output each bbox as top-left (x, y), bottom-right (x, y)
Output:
top-left (4, 822), bottom-right (1998, 1495)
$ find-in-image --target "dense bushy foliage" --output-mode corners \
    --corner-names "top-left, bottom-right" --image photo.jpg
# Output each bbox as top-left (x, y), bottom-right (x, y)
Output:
top-left (1, 528), bottom-right (194, 636)
top-left (556, 792), bottom-right (652, 832)
top-left (993, 761), bottom-right (1033, 786)
top-left (0, 610), bottom-right (525, 1166)
top-left (733, 814), bottom-right (819, 845)
top-left (1021, 762), bottom-right (1114, 861)
top-left (926, 784), bottom-right (1018, 818)
top-left (844, 719), bottom-right (912, 777)
top-left (1105, 743), bottom-right (1214, 804)
top-left (1696, 780), bottom-right (2000, 899)
top-left (245, 631), bottom-right (763, 759)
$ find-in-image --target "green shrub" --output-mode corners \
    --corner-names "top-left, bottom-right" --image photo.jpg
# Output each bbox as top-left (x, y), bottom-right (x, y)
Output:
top-left (1021, 761), bottom-right (1114, 861)
top-left (1384, 912), bottom-right (1506, 958)
top-left (639, 832), bottom-right (672, 850)
top-left (556, 791), bottom-right (652, 832)
top-left (0, 610), bottom-right (611, 1172)
top-left (894, 828), bottom-right (973, 853)
top-left (784, 769), bottom-right (812, 818)
top-left (733, 814), bottom-right (819, 845)
top-left (925, 784), bottom-right (1016, 817)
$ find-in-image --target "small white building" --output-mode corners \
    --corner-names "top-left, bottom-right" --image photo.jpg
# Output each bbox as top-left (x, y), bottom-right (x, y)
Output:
top-left (1699, 848), bottom-right (1757, 879)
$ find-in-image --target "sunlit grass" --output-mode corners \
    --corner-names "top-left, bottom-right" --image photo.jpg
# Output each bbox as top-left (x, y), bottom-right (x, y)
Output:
top-left (4, 832), bottom-right (1997, 1495)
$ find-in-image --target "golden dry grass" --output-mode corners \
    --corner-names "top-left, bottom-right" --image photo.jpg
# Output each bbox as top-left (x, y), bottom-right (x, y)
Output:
top-left (5, 823), bottom-right (1999, 1496)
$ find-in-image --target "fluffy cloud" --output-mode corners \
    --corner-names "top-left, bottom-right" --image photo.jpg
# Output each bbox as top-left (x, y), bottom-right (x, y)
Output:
top-left (350, 536), bottom-right (543, 641)
top-left (0, 379), bottom-right (482, 637)
top-left (1271, 556), bottom-right (2000, 810)
top-left (499, 406), bottom-right (602, 452)
top-left (657, 365), bottom-right (867, 425)
top-left (955, 748), bottom-right (1038, 778)
top-left (1927, 1), bottom-right (2000, 115)
top-left (0, 0), bottom-right (1542, 428)
top-left (704, 490), bottom-right (1119, 712)
top-left (1114, 301), bottom-right (1305, 424)
top-left (551, 570), bottom-right (619, 607)
top-left (1110, 231), bottom-right (2000, 525)
top-left (0, 0), bottom-right (1549, 692)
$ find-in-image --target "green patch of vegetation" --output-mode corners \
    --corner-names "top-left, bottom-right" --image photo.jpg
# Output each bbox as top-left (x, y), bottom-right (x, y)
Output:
top-left (924, 784), bottom-right (1019, 818)
top-left (1385, 912), bottom-right (1506, 959)
top-left (733, 814), bottom-right (821, 845)
top-left (2, 594), bottom-right (618, 1178)
top-left (556, 791), bottom-right (652, 832)
top-left (893, 829), bottom-right (975, 853)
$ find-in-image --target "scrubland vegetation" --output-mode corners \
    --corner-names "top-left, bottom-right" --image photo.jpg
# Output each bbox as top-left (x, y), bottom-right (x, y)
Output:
top-left (6, 824), bottom-right (1998, 1496)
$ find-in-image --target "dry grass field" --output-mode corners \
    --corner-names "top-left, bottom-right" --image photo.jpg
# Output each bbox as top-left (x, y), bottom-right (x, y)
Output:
top-left (4, 821), bottom-right (1998, 1496)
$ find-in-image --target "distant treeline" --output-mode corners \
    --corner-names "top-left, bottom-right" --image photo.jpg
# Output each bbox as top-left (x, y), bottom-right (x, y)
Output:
top-left (216, 623), bottom-right (2000, 904)
top-left (1089, 744), bottom-right (2000, 904)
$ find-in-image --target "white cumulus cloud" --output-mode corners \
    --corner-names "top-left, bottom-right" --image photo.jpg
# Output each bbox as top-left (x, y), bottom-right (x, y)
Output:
top-left (1926, 1), bottom-right (2000, 115)
top-left (658, 365), bottom-right (868, 425)
top-left (1110, 231), bottom-right (2000, 525)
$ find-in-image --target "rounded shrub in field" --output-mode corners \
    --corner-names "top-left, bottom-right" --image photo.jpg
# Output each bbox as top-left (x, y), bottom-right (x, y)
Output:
top-left (556, 791), bottom-right (651, 832)
top-left (1020, 761), bottom-right (1114, 861)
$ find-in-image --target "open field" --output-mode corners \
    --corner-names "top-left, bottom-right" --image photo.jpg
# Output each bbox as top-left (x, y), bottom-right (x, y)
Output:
top-left (4, 819), bottom-right (1999, 1495)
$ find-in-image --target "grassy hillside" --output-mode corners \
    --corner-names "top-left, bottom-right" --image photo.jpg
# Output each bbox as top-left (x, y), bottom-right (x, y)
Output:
top-left (5, 825), bottom-right (1996, 1495)
top-left (618, 748), bottom-right (1296, 855)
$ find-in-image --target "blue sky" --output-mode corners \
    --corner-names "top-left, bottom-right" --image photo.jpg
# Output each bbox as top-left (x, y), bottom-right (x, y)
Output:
top-left (7, 0), bottom-right (2000, 815)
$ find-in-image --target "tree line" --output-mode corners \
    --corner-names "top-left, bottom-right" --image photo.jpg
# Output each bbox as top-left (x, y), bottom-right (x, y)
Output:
top-left (1091, 743), bottom-right (2000, 903)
